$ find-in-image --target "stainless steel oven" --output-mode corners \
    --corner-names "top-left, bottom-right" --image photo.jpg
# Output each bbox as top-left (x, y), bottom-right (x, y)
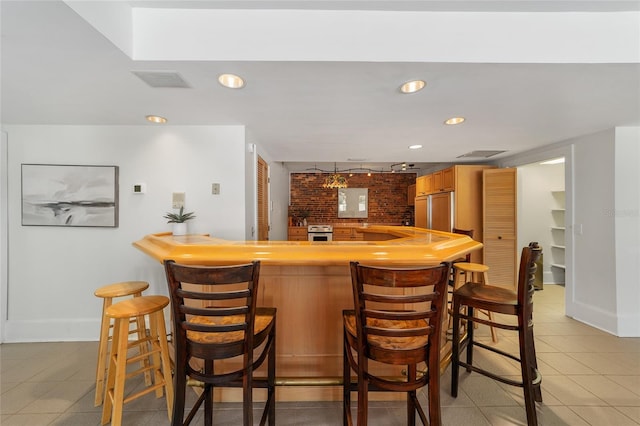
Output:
top-left (308, 225), bottom-right (333, 241)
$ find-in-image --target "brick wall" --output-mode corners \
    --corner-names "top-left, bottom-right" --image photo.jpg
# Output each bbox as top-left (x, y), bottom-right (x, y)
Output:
top-left (289, 173), bottom-right (416, 225)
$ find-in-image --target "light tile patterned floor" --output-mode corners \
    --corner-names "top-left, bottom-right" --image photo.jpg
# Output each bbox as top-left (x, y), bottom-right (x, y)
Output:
top-left (1, 285), bottom-right (639, 425)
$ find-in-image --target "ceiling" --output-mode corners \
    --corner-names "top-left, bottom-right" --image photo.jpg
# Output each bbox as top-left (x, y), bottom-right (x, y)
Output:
top-left (1, 1), bottom-right (639, 173)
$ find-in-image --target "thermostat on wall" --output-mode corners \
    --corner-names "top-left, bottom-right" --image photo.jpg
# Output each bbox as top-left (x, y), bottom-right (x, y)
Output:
top-left (133, 183), bottom-right (146, 194)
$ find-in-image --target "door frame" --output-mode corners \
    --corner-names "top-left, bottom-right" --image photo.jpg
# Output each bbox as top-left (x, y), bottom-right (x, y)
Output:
top-left (497, 144), bottom-right (574, 317)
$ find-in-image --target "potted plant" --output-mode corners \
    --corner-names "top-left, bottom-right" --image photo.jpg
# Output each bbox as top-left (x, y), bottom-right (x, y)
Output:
top-left (164, 206), bottom-right (196, 236)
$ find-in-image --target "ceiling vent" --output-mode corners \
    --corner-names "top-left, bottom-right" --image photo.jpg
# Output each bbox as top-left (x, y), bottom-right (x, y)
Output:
top-left (456, 150), bottom-right (506, 159)
top-left (132, 71), bottom-right (190, 88)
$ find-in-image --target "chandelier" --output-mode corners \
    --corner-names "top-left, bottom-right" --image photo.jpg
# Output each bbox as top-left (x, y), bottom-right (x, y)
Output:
top-left (322, 173), bottom-right (348, 189)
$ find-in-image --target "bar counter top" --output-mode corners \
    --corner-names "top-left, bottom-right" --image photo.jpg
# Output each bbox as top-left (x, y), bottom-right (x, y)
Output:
top-left (133, 225), bottom-right (482, 267)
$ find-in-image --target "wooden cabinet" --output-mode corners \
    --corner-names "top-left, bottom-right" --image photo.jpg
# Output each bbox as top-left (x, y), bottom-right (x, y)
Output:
top-left (333, 227), bottom-right (363, 241)
top-left (414, 196), bottom-right (428, 229)
top-left (288, 227), bottom-right (307, 241)
top-left (432, 167), bottom-right (454, 193)
top-left (415, 175), bottom-right (429, 196)
top-left (407, 184), bottom-right (416, 206)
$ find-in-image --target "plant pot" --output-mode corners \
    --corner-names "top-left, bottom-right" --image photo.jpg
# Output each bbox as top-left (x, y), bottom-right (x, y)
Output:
top-left (172, 223), bottom-right (188, 236)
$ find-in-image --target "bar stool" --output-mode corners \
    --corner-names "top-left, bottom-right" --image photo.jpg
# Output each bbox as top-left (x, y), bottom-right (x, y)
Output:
top-left (452, 262), bottom-right (498, 343)
top-left (101, 295), bottom-right (174, 426)
top-left (94, 281), bottom-right (150, 407)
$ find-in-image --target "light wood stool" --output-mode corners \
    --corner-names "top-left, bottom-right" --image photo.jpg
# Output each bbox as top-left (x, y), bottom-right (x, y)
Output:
top-left (453, 262), bottom-right (498, 343)
top-left (94, 281), bottom-right (150, 407)
top-left (101, 295), bottom-right (174, 426)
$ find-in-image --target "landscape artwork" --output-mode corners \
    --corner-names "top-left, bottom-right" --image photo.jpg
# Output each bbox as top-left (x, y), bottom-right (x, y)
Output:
top-left (21, 164), bottom-right (119, 227)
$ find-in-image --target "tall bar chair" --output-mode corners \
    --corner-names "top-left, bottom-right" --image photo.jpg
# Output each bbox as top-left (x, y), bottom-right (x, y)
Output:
top-left (94, 281), bottom-right (150, 407)
top-left (451, 242), bottom-right (543, 425)
top-left (164, 260), bottom-right (277, 426)
top-left (343, 261), bottom-right (450, 426)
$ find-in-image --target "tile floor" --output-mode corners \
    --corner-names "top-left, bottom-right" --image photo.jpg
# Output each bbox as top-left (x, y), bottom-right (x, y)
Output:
top-left (1, 285), bottom-right (639, 425)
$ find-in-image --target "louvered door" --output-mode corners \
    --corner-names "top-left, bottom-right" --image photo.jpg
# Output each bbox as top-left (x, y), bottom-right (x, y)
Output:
top-left (483, 168), bottom-right (517, 288)
top-left (257, 156), bottom-right (269, 241)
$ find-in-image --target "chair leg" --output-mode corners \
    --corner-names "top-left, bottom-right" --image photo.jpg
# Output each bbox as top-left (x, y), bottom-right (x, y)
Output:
top-left (171, 362), bottom-right (186, 426)
top-left (465, 307), bottom-right (475, 372)
top-left (519, 318), bottom-right (539, 426)
top-left (343, 333), bottom-right (350, 426)
top-left (427, 350), bottom-right (442, 426)
top-left (204, 361), bottom-right (214, 426)
top-left (356, 354), bottom-right (368, 426)
top-left (243, 362), bottom-right (254, 426)
top-left (268, 324), bottom-right (276, 426)
top-left (407, 365), bottom-right (417, 426)
top-left (450, 298), bottom-right (461, 398)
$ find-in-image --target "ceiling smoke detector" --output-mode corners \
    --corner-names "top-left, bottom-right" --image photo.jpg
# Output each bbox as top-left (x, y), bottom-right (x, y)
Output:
top-left (132, 71), bottom-right (190, 88)
top-left (456, 150), bottom-right (506, 159)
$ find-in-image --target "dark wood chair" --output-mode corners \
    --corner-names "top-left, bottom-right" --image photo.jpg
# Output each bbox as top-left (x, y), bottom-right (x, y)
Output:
top-left (451, 242), bottom-right (543, 425)
top-left (343, 261), bottom-right (450, 426)
top-left (164, 260), bottom-right (276, 426)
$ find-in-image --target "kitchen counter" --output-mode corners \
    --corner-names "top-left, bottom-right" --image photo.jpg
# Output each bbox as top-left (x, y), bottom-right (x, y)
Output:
top-left (133, 226), bottom-right (481, 402)
top-left (133, 225), bottom-right (481, 267)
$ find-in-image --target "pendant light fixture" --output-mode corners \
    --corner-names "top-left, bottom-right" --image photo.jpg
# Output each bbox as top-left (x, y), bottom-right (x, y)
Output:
top-left (322, 163), bottom-right (348, 189)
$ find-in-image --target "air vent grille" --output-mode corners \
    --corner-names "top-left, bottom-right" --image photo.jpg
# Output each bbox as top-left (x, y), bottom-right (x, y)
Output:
top-left (132, 71), bottom-right (190, 88)
top-left (457, 150), bottom-right (506, 159)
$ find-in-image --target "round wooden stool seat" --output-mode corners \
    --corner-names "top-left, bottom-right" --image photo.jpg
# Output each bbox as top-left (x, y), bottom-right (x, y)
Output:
top-left (453, 262), bottom-right (489, 274)
top-left (94, 281), bottom-right (150, 407)
top-left (102, 295), bottom-right (173, 426)
top-left (94, 281), bottom-right (149, 299)
top-left (452, 262), bottom-right (498, 343)
top-left (105, 295), bottom-right (169, 319)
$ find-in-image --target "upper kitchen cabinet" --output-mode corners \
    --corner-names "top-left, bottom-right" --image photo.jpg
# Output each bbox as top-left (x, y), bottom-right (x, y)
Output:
top-left (432, 167), bottom-right (455, 193)
top-left (415, 174), bottom-right (432, 196)
top-left (407, 184), bottom-right (416, 206)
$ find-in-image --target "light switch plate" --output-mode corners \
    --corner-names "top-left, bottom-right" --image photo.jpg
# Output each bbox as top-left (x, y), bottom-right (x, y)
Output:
top-left (172, 192), bottom-right (185, 209)
top-left (212, 183), bottom-right (220, 195)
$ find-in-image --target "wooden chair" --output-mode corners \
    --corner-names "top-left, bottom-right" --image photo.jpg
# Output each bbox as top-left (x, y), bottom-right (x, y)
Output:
top-left (93, 281), bottom-right (150, 407)
top-left (451, 242), bottom-right (543, 425)
top-left (450, 228), bottom-right (498, 343)
top-left (164, 260), bottom-right (276, 426)
top-left (101, 295), bottom-right (174, 426)
top-left (343, 261), bottom-right (450, 426)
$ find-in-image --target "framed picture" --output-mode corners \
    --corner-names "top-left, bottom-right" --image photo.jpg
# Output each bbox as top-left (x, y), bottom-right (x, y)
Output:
top-left (21, 164), bottom-right (119, 227)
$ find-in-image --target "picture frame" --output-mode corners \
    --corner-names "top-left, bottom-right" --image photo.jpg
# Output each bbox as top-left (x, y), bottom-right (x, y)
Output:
top-left (21, 164), bottom-right (119, 227)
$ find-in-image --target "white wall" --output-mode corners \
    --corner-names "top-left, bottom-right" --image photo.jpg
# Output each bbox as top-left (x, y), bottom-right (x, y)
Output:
top-left (517, 162), bottom-right (565, 284)
top-left (0, 132), bottom-right (8, 343)
top-left (3, 125), bottom-right (247, 342)
top-left (614, 127), bottom-right (640, 337)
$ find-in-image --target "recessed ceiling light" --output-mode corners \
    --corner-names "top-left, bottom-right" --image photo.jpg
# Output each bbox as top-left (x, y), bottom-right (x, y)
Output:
top-left (146, 115), bottom-right (167, 124)
top-left (408, 144), bottom-right (423, 150)
top-left (400, 80), bottom-right (426, 94)
top-left (444, 117), bottom-right (465, 125)
top-left (218, 73), bottom-right (245, 89)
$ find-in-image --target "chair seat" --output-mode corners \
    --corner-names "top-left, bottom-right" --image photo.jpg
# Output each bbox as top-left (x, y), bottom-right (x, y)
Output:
top-left (453, 262), bottom-right (489, 273)
top-left (187, 308), bottom-right (276, 344)
top-left (454, 282), bottom-right (519, 315)
top-left (343, 312), bottom-right (429, 351)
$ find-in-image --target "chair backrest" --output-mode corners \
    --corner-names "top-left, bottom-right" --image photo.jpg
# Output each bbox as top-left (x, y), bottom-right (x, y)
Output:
top-left (349, 261), bottom-right (450, 360)
top-left (452, 228), bottom-right (474, 262)
top-left (517, 242), bottom-right (542, 313)
top-left (163, 260), bottom-right (261, 359)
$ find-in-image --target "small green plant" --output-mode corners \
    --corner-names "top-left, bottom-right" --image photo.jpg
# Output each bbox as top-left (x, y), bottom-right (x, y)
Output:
top-left (163, 206), bottom-right (196, 223)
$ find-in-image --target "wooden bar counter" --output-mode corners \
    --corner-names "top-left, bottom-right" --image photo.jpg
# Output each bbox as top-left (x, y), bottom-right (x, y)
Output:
top-left (134, 226), bottom-right (481, 402)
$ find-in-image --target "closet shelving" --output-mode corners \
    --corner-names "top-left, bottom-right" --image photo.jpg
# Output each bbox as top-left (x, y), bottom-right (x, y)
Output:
top-left (550, 191), bottom-right (566, 282)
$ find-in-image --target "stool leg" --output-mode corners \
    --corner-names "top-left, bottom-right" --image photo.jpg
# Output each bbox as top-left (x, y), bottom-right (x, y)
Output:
top-left (153, 310), bottom-right (174, 420)
top-left (102, 317), bottom-right (129, 426)
top-left (147, 310), bottom-right (164, 399)
top-left (133, 292), bottom-right (153, 387)
top-left (95, 298), bottom-right (112, 406)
